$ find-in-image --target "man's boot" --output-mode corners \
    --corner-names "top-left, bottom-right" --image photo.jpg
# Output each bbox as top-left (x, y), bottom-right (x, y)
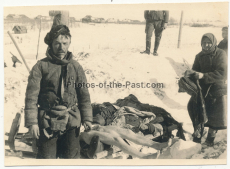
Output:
top-left (140, 41), bottom-right (151, 55)
top-left (87, 135), bottom-right (104, 159)
top-left (153, 51), bottom-right (158, 56)
top-left (153, 38), bottom-right (160, 56)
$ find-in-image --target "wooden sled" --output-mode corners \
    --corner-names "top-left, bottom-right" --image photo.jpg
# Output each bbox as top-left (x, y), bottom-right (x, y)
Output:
top-left (6, 113), bottom-right (36, 159)
top-left (8, 113), bottom-right (21, 151)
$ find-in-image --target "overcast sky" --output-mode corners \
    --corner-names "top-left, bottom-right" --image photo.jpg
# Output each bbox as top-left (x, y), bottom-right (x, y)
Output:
top-left (3, 2), bottom-right (229, 24)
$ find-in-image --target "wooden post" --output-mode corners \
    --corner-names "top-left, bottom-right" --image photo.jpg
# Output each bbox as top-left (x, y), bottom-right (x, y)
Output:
top-left (177, 11), bottom-right (184, 48)
top-left (49, 10), bottom-right (69, 27)
top-left (36, 18), bottom-right (42, 60)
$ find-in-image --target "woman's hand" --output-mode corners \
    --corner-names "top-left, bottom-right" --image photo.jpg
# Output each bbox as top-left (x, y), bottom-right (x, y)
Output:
top-left (184, 69), bottom-right (196, 77)
top-left (184, 70), bottom-right (203, 79)
top-left (197, 72), bottom-right (204, 79)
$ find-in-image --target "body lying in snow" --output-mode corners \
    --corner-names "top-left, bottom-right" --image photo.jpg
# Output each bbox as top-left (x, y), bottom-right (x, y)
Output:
top-left (80, 101), bottom-right (185, 158)
top-left (92, 101), bottom-right (185, 142)
top-left (80, 125), bottom-right (172, 159)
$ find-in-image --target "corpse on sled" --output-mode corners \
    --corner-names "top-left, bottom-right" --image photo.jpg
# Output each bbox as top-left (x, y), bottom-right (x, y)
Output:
top-left (80, 94), bottom-right (186, 159)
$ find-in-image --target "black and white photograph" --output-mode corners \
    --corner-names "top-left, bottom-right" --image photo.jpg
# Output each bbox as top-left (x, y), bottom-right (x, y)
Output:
top-left (2, 0), bottom-right (229, 166)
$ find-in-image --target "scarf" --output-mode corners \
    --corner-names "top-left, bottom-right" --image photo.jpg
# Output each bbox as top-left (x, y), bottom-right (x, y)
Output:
top-left (201, 33), bottom-right (217, 55)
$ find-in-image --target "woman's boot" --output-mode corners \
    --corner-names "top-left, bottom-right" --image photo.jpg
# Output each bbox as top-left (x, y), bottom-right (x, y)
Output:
top-left (203, 129), bottom-right (217, 147)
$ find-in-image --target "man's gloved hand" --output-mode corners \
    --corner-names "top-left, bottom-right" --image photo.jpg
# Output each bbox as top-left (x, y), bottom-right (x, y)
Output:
top-left (29, 124), bottom-right (40, 139)
top-left (162, 22), bottom-right (167, 30)
top-left (83, 121), bottom-right (92, 132)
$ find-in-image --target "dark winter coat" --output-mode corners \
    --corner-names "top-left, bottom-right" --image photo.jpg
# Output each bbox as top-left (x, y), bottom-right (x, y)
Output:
top-left (179, 76), bottom-right (208, 138)
top-left (218, 39), bottom-right (228, 55)
top-left (144, 10), bottom-right (169, 23)
top-left (24, 49), bottom-right (92, 128)
top-left (192, 47), bottom-right (227, 97)
top-left (191, 33), bottom-right (227, 130)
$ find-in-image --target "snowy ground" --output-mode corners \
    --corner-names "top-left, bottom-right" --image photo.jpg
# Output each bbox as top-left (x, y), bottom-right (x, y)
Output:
top-left (4, 23), bottom-right (227, 160)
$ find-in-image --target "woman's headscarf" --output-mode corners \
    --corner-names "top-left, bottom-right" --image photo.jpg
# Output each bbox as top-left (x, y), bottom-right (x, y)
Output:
top-left (201, 33), bottom-right (217, 54)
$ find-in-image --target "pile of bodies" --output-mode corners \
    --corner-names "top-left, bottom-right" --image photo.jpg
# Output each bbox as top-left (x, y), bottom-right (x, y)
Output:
top-left (80, 94), bottom-right (186, 159)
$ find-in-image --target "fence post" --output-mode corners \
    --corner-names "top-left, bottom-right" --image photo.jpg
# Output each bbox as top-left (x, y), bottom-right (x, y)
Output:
top-left (177, 11), bottom-right (184, 48)
top-left (36, 18), bottom-right (42, 60)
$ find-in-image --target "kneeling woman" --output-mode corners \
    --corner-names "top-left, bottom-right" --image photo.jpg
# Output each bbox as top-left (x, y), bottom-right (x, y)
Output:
top-left (188, 33), bottom-right (227, 146)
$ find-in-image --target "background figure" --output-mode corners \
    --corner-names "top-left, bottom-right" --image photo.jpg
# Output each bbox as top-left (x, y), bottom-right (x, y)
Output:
top-left (218, 26), bottom-right (228, 55)
top-left (187, 33), bottom-right (227, 147)
top-left (141, 10), bottom-right (169, 56)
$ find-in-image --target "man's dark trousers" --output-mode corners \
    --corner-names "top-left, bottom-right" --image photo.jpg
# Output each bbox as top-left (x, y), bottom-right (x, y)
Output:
top-left (36, 127), bottom-right (81, 159)
top-left (145, 20), bottom-right (163, 53)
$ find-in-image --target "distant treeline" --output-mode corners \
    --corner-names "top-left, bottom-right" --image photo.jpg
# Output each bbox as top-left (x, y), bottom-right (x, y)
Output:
top-left (80, 15), bottom-right (182, 25)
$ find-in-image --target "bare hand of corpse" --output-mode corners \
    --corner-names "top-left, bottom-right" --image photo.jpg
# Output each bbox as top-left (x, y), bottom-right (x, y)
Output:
top-left (29, 124), bottom-right (40, 139)
top-left (83, 121), bottom-right (92, 132)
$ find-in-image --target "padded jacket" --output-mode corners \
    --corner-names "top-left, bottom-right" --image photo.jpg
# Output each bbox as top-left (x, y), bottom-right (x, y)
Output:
top-left (24, 49), bottom-right (92, 128)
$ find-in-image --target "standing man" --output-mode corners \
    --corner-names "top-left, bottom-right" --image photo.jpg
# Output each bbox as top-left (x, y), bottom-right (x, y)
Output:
top-left (141, 10), bottom-right (169, 56)
top-left (218, 27), bottom-right (228, 55)
top-left (24, 24), bottom-right (92, 159)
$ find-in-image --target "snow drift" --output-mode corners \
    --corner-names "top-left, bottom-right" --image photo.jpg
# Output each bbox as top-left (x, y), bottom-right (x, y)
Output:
top-left (4, 23), bottom-right (227, 159)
